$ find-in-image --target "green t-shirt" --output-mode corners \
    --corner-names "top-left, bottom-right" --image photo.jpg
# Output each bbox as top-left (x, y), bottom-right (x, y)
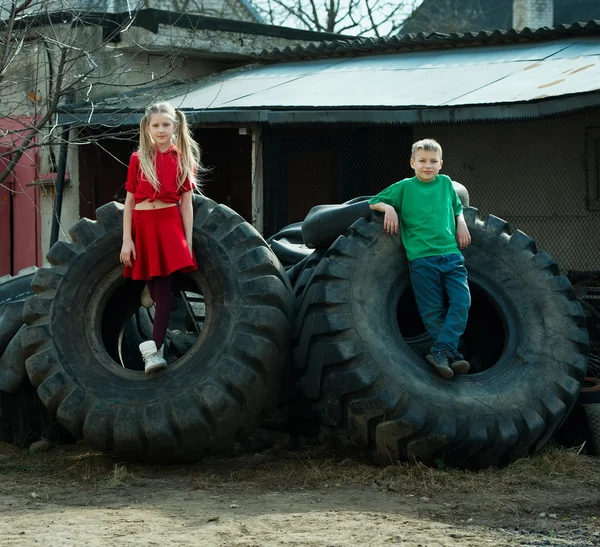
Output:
top-left (368, 174), bottom-right (463, 261)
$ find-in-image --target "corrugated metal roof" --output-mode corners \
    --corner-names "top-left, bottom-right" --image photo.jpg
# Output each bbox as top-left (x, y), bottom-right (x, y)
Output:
top-left (3, 0), bottom-right (264, 22)
top-left (59, 31), bottom-right (600, 125)
top-left (254, 20), bottom-right (600, 62)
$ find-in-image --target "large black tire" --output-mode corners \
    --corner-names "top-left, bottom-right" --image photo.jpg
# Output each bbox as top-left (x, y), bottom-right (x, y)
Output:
top-left (293, 208), bottom-right (588, 468)
top-left (0, 381), bottom-right (64, 448)
top-left (0, 267), bottom-right (36, 307)
top-left (0, 267), bottom-right (37, 393)
top-left (0, 268), bottom-right (38, 393)
top-left (267, 223), bottom-right (313, 269)
top-left (269, 238), bottom-right (314, 268)
top-left (292, 248), bottom-right (327, 301)
top-left (266, 222), bottom-right (303, 246)
top-left (0, 273), bottom-right (34, 393)
top-left (0, 315), bottom-right (28, 393)
top-left (0, 327), bottom-right (71, 447)
top-left (21, 196), bottom-right (294, 463)
top-left (0, 300), bottom-right (26, 357)
top-left (302, 182), bottom-right (469, 251)
top-left (0, 268), bottom-right (71, 446)
top-left (555, 377), bottom-right (600, 454)
top-left (302, 199), bottom-right (372, 250)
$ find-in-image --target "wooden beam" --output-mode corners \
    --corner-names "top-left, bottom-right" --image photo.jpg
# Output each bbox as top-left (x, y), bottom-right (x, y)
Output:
top-left (251, 124), bottom-right (264, 234)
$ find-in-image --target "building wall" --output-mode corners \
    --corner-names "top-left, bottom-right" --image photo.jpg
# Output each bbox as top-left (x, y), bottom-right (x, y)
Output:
top-left (0, 0), bottom-right (261, 23)
top-left (512, 0), bottom-right (553, 29)
top-left (39, 131), bottom-right (81, 262)
top-left (0, 117), bottom-right (42, 275)
top-left (414, 109), bottom-right (600, 272)
top-left (149, 0), bottom-right (260, 22)
top-left (0, 12), bottom-right (324, 263)
top-left (0, 41), bottom-right (50, 118)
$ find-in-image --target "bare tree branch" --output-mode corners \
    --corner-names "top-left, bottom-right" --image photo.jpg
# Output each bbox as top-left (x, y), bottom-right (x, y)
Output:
top-left (254, 0), bottom-right (418, 36)
top-left (0, 1), bottom-right (206, 196)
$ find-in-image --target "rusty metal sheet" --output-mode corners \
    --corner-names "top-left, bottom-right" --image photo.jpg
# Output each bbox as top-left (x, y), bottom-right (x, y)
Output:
top-left (447, 55), bottom-right (600, 105)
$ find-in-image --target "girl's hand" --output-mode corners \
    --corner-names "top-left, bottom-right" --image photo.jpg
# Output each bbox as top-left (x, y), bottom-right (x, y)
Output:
top-left (120, 239), bottom-right (136, 267)
top-left (383, 205), bottom-right (399, 235)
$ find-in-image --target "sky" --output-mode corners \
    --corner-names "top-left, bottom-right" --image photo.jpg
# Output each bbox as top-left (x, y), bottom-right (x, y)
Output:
top-left (252, 0), bottom-right (426, 36)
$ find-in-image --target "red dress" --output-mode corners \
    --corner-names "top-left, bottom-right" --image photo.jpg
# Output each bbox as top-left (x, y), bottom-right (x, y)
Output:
top-left (123, 146), bottom-right (198, 280)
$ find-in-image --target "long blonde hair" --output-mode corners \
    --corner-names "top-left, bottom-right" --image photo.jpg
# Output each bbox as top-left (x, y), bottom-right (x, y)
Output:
top-left (138, 102), bottom-right (205, 192)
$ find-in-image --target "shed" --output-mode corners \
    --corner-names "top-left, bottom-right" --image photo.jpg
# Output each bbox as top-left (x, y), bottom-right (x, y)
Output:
top-left (61, 21), bottom-right (600, 275)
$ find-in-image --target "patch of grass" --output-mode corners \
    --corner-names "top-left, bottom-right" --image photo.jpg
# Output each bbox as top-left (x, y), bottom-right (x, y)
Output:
top-left (1, 442), bottom-right (599, 501)
top-left (188, 443), bottom-right (600, 500)
top-left (185, 444), bottom-right (599, 498)
top-left (105, 464), bottom-right (132, 488)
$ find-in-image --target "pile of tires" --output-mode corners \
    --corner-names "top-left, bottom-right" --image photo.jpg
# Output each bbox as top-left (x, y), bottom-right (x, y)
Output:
top-left (269, 186), bottom-right (589, 469)
top-left (21, 196), bottom-right (294, 463)
top-left (0, 268), bottom-right (67, 448)
top-left (1, 186), bottom-right (590, 469)
top-left (555, 376), bottom-right (600, 453)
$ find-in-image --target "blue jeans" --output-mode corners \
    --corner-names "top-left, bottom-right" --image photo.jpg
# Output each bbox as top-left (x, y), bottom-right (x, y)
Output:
top-left (409, 253), bottom-right (471, 355)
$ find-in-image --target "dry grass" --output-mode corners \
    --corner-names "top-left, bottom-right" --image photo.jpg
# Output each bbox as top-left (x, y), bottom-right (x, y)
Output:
top-left (0, 441), bottom-right (599, 500)
top-left (106, 464), bottom-right (133, 488)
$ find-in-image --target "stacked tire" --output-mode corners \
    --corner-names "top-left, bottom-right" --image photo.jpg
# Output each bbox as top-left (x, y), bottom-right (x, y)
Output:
top-left (2, 190), bottom-right (590, 469)
top-left (269, 193), bottom-right (589, 469)
top-left (0, 268), bottom-right (66, 448)
top-left (21, 196), bottom-right (294, 463)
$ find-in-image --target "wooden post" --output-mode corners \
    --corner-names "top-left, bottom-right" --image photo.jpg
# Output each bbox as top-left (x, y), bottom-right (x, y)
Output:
top-left (251, 124), bottom-right (264, 234)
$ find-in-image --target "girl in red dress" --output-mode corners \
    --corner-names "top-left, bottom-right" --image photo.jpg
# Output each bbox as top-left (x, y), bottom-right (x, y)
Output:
top-left (119, 102), bottom-right (205, 375)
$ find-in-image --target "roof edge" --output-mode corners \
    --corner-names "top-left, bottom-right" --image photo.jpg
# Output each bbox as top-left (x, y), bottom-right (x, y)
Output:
top-left (253, 19), bottom-right (600, 62)
top-left (5, 7), bottom-right (352, 42)
top-left (57, 90), bottom-right (600, 127)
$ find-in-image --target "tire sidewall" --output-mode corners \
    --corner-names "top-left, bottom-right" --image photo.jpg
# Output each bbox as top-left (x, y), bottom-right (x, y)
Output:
top-left (49, 219), bottom-right (241, 402)
top-left (0, 270), bottom-right (35, 307)
top-left (349, 215), bottom-right (572, 415)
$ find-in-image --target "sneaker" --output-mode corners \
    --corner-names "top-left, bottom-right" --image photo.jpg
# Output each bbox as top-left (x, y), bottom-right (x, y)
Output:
top-left (141, 285), bottom-right (154, 309)
top-left (426, 351), bottom-right (454, 379)
top-left (449, 351), bottom-right (470, 374)
top-left (139, 340), bottom-right (167, 375)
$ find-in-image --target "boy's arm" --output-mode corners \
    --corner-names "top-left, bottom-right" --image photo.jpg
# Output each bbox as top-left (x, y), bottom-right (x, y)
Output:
top-left (369, 202), bottom-right (399, 234)
top-left (455, 213), bottom-right (471, 249)
top-left (446, 176), bottom-right (469, 249)
top-left (369, 182), bottom-right (402, 235)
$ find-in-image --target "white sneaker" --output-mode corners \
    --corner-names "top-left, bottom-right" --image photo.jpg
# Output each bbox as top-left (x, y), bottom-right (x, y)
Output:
top-left (139, 340), bottom-right (167, 375)
top-left (141, 285), bottom-right (154, 308)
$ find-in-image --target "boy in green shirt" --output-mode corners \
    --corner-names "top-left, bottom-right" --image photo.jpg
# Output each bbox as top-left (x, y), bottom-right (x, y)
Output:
top-left (368, 139), bottom-right (471, 379)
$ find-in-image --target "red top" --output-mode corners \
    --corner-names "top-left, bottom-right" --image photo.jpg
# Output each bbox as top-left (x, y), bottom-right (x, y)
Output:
top-left (125, 145), bottom-right (193, 204)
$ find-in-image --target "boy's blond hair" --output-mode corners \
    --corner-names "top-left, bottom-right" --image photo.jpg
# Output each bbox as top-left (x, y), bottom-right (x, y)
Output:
top-left (411, 139), bottom-right (443, 160)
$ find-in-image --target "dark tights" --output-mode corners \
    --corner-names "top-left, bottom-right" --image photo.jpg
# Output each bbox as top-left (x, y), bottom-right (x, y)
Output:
top-left (146, 275), bottom-right (172, 349)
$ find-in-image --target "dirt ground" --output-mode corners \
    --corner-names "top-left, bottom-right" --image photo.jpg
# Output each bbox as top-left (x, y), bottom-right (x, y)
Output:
top-left (0, 442), bottom-right (599, 547)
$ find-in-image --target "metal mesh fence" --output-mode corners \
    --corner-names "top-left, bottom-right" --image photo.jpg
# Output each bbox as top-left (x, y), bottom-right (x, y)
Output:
top-left (264, 125), bottom-right (414, 235)
top-left (264, 115), bottom-right (600, 276)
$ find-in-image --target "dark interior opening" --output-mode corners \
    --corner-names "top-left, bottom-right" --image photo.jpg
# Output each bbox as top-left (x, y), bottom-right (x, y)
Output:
top-left (101, 273), bottom-right (204, 372)
top-left (396, 282), bottom-right (507, 373)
